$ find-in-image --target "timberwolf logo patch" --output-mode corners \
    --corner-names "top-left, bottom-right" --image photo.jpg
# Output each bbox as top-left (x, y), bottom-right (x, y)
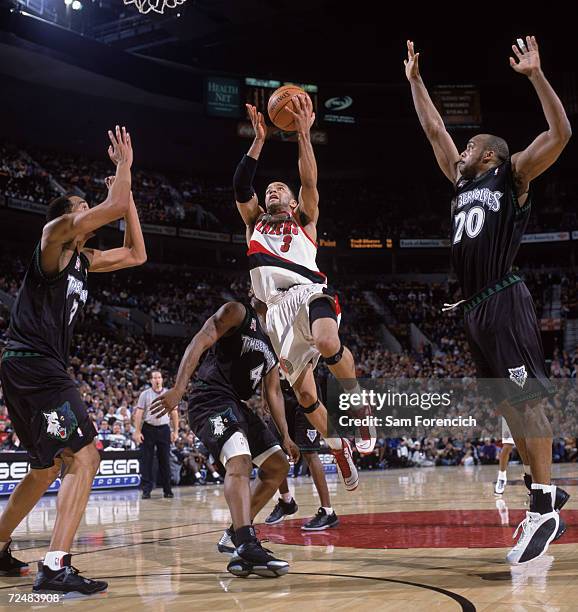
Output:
top-left (209, 407), bottom-right (237, 438)
top-left (306, 429), bottom-right (318, 443)
top-left (210, 415), bottom-right (226, 437)
top-left (43, 402), bottom-right (78, 441)
top-left (508, 365), bottom-right (527, 388)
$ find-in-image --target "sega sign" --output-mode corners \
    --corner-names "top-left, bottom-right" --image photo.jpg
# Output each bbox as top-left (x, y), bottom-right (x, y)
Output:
top-left (0, 452), bottom-right (141, 496)
top-left (288, 452), bottom-right (337, 476)
top-left (97, 458), bottom-right (140, 477)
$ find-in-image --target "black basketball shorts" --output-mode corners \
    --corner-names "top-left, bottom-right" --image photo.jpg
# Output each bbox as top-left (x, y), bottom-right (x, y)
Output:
top-left (187, 389), bottom-right (280, 470)
top-left (0, 353), bottom-right (96, 469)
top-left (463, 278), bottom-right (554, 405)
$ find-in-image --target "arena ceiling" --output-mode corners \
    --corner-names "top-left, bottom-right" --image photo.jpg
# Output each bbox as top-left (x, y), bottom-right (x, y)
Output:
top-left (83, 1), bottom-right (572, 83)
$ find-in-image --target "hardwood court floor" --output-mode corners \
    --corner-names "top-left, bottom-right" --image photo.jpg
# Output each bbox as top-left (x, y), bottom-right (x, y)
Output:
top-left (1, 464), bottom-right (577, 611)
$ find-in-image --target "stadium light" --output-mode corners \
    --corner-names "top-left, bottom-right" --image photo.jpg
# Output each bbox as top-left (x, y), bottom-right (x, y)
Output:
top-left (71, 0), bottom-right (82, 8)
top-left (64, 0), bottom-right (73, 5)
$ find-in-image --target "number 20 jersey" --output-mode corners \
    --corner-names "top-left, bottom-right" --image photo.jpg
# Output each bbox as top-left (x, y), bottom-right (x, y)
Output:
top-left (248, 212), bottom-right (327, 304)
top-left (450, 160), bottom-right (531, 298)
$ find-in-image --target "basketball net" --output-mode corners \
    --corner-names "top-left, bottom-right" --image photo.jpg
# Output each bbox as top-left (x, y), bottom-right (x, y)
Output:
top-left (123, 0), bottom-right (186, 14)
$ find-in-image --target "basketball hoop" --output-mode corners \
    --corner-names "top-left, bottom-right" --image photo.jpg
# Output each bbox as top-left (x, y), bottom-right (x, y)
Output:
top-left (123, 0), bottom-right (186, 15)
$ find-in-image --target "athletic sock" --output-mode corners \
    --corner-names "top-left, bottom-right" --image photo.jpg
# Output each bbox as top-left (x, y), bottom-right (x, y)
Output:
top-left (498, 470), bottom-right (507, 481)
top-left (235, 525), bottom-right (256, 545)
top-left (322, 506), bottom-right (333, 515)
top-left (281, 493), bottom-right (293, 504)
top-left (325, 438), bottom-right (343, 451)
top-left (43, 551), bottom-right (69, 571)
top-left (530, 483), bottom-right (556, 514)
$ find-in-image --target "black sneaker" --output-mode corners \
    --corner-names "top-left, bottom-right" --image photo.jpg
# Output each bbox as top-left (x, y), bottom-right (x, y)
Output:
top-left (217, 527), bottom-right (236, 555)
top-left (301, 507), bottom-right (339, 531)
top-left (523, 475), bottom-right (570, 511)
top-left (142, 492), bottom-right (151, 499)
top-left (33, 555), bottom-right (107, 597)
top-left (0, 541), bottom-right (29, 576)
top-left (265, 498), bottom-right (298, 525)
top-left (227, 541), bottom-right (289, 578)
top-left (164, 492), bottom-right (174, 499)
top-left (555, 487), bottom-right (570, 511)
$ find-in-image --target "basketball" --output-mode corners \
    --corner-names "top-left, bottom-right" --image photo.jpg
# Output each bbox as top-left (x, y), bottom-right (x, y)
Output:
top-left (267, 85), bottom-right (307, 131)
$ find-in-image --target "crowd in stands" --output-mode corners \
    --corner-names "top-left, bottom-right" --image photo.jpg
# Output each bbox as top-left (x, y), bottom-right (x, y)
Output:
top-left (2, 139), bottom-right (577, 239)
top-left (1, 253), bottom-right (576, 486)
top-left (0, 142), bottom-right (57, 204)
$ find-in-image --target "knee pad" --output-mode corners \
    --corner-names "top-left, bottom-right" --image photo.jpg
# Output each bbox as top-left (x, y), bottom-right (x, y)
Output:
top-left (309, 296), bottom-right (337, 325)
top-left (299, 399), bottom-right (320, 414)
top-left (325, 344), bottom-right (344, 365)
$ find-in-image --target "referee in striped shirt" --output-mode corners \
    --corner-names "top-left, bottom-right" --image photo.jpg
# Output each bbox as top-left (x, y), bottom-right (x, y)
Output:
top-left (134, 370), bottom-right (179, 499)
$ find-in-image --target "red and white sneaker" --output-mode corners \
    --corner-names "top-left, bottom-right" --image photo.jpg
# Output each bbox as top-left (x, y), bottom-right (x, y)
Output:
top-left (332, 438), bottom-right (359, 491)
top-left (354, 405), bottom-right (377, 455)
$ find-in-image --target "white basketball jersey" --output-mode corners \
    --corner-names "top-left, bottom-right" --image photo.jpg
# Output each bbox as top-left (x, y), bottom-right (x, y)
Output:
top-left (248, 213), bottom-right (327, 303)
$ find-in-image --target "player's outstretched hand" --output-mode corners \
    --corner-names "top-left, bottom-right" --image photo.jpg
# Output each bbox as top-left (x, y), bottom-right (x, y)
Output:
top-left (150, 387), bottom-right (182, 417)
top-left (107, 125), bottom-right (133, 168)
top-left (510, 35), bottom-right (541, 77)
top-left (245, 104), bottom-right (267, 141)
top-left (404, 40), bottom-right (421, 81)
top-left (286, 94), bottom-right (315, 133)
top-left (282, 436), bottom-right (300, 463)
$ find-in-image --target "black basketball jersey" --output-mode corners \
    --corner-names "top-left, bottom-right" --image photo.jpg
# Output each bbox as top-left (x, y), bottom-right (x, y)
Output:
top-left (195, 304), bottom-right (278, 401)
top-left (6, 244), bottom-right (89, 366)
top-left (450, 160), bottom-right (531, 297)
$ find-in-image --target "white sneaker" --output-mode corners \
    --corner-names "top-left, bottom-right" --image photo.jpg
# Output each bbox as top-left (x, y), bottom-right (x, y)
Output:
top-left (217, 528), bottom-right (235, 555)
top-left (353, 405), bottom-right (377, 455)
top-left (506, 510), bottom-right (559, 565)
top-left (494, 478), bottom-right (507, 495)
top-left (332, 438), bottom-right (359, 491)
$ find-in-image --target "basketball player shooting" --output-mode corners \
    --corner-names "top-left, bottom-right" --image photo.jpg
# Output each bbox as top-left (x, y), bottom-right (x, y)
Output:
top-left (0, 126), bottom-right (147, 594)
top-left (234, 95), bottom-right (376, 492)
top-left (405, 36), bottom-right (571, 564)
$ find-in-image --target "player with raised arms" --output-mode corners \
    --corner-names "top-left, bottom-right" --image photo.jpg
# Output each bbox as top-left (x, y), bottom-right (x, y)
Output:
top-left (0, 126), bottom-right (147, 594)
top-left (233, 94), bottom-right (376, 493)
top-left (405, 36), bottom-right (571, 564)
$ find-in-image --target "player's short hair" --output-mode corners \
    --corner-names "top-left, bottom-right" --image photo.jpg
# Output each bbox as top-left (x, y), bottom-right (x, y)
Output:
top-left (46, 193), bottom-right (75, 222)
top-left (151, 370), bottom-right (162, 378)
top-left (269, 181), bottom-right (296, 201)
top-left (482, 134), bottom-right (509, 162)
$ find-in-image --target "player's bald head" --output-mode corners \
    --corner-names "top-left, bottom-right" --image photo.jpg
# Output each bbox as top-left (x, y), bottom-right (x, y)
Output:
top-left (478, 134), bottom-right (509, 162)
